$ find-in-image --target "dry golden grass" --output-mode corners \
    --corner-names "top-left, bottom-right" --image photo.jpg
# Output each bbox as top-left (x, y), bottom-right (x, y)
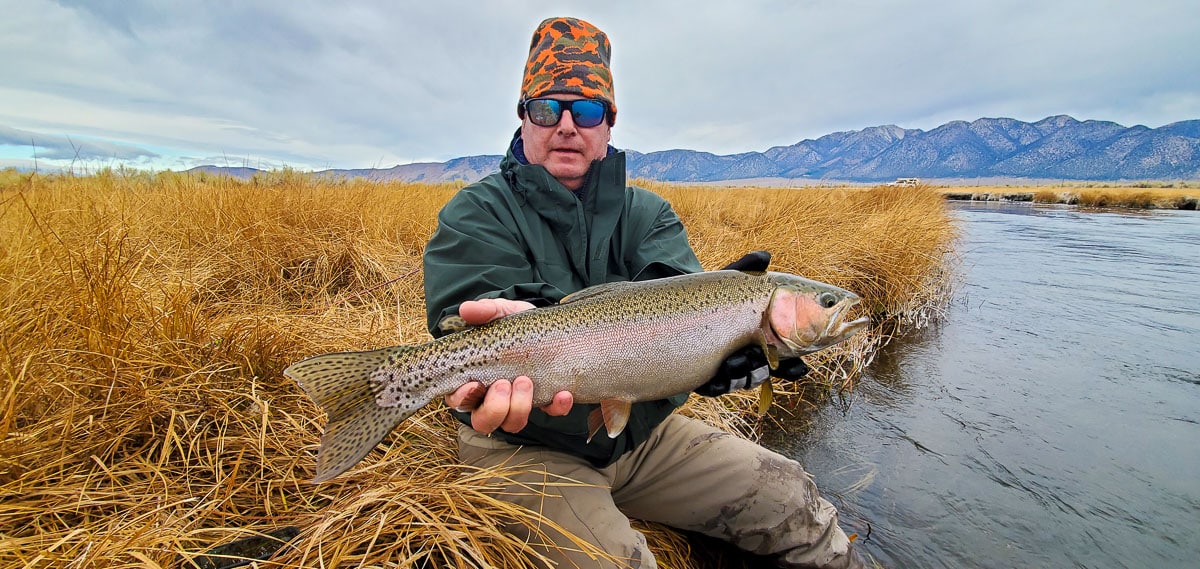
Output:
top-left (1, 169), bottom-right (955, 568)
top-left (1032, 189), bottom-right (1061, 204)
top-left (1073, 189), bottom-right (1155, 208)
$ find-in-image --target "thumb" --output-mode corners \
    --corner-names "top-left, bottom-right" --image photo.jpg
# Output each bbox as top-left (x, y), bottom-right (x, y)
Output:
top-left (459, 298), bottom-right (536, 325)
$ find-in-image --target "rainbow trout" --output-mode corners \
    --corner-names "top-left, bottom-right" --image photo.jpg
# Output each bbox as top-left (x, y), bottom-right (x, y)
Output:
top-left (285, 270), bottom-right (869, 482)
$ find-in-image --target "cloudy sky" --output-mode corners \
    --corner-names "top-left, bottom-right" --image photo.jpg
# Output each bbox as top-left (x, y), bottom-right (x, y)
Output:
top-left (2, 0), bottom-right (1197, 172)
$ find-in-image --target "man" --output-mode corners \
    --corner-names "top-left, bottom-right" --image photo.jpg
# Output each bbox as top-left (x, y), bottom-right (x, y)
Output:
top-left (423, 17), bottom-right (863, 569)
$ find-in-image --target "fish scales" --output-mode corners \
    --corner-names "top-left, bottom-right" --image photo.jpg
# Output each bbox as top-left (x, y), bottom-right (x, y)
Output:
top-left (286, 270), bottom-right (869, 482)
top-left (385, 271), bottom-right (771, 405)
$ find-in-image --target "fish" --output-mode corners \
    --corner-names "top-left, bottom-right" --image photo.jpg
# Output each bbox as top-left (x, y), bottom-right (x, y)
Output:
top-left (284, 270), bottom-right (870, 482)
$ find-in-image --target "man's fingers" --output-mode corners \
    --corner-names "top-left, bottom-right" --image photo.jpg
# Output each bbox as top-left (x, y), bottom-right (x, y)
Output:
top-left (540, 391), bottom-right (574, 416)
top-left (468, 379), bottom-right (511, 434)
top-left (452, 376), bottom-right (570, 434)
top-left (499, 376), bottom-right (535, 433)
top-left (445, 381), bottom-right (486, 411)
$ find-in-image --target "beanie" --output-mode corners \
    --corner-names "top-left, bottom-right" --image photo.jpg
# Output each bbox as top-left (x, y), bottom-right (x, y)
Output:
top-left (518, 17), bottom-right (617, 125)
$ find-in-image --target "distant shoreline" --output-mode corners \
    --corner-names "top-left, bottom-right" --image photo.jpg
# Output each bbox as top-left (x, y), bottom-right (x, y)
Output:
top-left (641, 176), bottom-right (1200, 210)
top-left (683, 176), bottom-right (1200, 189)
top-left (938, 188), bottom-right (1198, 210)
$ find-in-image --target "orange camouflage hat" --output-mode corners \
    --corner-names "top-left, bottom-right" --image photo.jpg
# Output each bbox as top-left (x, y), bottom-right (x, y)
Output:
top-left (519, 17), bottom-right (617, 125)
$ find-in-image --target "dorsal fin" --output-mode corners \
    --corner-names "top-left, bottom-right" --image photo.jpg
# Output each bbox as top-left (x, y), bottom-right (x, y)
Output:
top-left (720, 250), bottom-right (771, 273)
top-left (560, 280), bottom-right (636, 304)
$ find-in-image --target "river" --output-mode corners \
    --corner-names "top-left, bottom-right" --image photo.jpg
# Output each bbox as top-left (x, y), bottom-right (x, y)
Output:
top-left (764, 202), bottom-right (1200, 569)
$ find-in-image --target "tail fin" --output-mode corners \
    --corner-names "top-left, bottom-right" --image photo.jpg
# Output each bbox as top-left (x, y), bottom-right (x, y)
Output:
top-left (284, 346), bottom-right (427, 483)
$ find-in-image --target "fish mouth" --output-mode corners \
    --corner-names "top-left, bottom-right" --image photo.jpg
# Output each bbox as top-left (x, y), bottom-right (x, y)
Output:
top-left (822, 297), bottom-right (871, 346)
top-left (775, 294), bottom-right (871, 355)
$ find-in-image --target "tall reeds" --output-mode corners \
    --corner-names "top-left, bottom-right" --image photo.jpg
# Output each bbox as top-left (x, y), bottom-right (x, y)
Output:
top-left (1, 170), bottom-right (954, 567)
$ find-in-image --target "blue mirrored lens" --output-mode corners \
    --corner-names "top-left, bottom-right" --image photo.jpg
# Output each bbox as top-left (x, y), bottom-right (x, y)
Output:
top-left (569, 100), bottom-right (606, 128)
top-left (524, 99), bottom-right (606, 128)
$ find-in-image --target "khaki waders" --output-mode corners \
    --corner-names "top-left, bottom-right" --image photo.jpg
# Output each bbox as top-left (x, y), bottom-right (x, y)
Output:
top-left (458, 414), bottom-right (864, 569)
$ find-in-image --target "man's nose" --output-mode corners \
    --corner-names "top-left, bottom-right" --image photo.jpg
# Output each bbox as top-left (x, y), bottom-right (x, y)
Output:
top-left (556, 110), bottom-right (578, 134)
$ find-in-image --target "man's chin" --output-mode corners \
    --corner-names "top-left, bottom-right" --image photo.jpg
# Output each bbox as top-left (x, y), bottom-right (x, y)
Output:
top-left (544, 162), bottom-right (589, 185)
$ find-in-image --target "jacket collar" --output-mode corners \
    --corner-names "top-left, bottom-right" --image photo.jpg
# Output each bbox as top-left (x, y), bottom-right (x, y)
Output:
top-left (500, 129), bottom-right (625, 215)
top-left (499, 129), bottom-right (628, 285)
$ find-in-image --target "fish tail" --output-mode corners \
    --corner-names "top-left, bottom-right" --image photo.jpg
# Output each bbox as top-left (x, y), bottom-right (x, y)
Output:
top-left (284, 346), bottom-right (427, 483)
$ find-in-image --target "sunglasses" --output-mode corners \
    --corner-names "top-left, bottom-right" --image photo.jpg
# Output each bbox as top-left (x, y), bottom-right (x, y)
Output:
top-left (522, 98), bottom-right (608, 128)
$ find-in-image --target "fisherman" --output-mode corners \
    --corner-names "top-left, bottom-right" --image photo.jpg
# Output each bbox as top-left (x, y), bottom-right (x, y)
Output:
top-left (422, 16), bottom-right (864, 569)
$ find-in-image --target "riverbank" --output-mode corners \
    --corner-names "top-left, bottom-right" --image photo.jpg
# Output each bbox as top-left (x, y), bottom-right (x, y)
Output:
top-left (648, 173), bottom-right (1200, 211)
top-left (939, 185), bottom-right (1199, 210)
top-left (0, 170), bottom-right (955, 567)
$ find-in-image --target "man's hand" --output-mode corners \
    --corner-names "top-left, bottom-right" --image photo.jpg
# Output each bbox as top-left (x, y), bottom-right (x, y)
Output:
top-left (444, 298), bottom-right (574, 434)
top-left (721, 250), bottom-right (771, 273)
top-left (694, 345), bottom-right (810, 397)
top-left (457, 297), bottom-right (539, 323)
top-left (695, 250), bottom-right (810, 397)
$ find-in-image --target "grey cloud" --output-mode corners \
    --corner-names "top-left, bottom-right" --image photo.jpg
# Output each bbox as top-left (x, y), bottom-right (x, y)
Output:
top-left (0, 125), bottom-right (159, 161)
top-left (53, 0), bottom-right (145, 38)
top-left (37, 1), bottom-right (526, 160)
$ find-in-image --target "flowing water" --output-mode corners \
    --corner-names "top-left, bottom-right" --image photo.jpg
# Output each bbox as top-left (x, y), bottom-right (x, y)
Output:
top-left (764, 202), bottom-right (1200, 569)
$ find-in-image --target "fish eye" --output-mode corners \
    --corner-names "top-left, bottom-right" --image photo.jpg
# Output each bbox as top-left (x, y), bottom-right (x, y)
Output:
top-left (819, 293), bottom-right (838, 309)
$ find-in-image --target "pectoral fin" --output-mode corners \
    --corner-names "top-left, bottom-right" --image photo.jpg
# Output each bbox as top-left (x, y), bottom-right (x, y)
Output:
top-left (757, 380), bottom-right (775, 415)
top-left (586, 399), bottom-right (633, 443)
top-left (756, 331), bottom-right (780, 369)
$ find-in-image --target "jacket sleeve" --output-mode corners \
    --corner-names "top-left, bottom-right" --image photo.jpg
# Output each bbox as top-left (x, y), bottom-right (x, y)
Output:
top-left (422, 189), bottom-right (566, 337)
top-left (627, 188), bottom-right (703, 281)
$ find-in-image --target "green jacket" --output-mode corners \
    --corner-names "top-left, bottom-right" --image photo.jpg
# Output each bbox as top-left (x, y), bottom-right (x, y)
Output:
top-left (423, 132), bottom-right (703, 466)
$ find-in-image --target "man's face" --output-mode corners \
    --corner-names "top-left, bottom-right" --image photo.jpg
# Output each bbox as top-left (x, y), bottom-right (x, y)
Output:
top-left (520, 94), bottom-right (612, 191)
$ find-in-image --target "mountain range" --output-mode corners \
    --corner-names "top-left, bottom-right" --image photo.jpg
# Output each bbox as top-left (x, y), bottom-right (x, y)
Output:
top-left (190, 115), bottom-right (1200, 183)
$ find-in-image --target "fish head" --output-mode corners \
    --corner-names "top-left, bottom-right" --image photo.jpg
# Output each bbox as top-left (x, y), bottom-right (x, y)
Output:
top-left (764, 272), bottom-right (871, 356)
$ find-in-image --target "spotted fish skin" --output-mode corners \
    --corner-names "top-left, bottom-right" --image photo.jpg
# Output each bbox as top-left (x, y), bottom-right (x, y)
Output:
top-left (285, 270), bottom-right (869, 483)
